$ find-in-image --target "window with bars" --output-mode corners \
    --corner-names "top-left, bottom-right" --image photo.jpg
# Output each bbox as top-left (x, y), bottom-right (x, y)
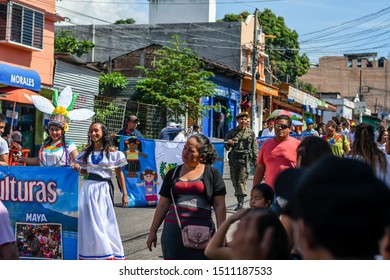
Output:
top-left (0, 2), bottom-right (44, 50)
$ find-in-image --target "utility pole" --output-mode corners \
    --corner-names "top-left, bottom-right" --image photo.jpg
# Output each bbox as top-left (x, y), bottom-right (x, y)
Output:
top-left (250, 8), bottom-right (259, 131)
top-left (375, 98), bottom-right (378, 113)
top-left (359, 68), bottom-right (363, 101)
top-left (108, 56), bottom-right (112, 73)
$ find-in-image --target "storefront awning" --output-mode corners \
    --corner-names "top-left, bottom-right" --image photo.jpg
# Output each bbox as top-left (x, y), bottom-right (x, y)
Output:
top-left (242, 77), bottom-right (278, 97)
top-left (273, 98), bottom-right (302, 113)
top-left (0, 63), bottom-right (41, 92)
top-left (303, 105), bottom-right (323, 116)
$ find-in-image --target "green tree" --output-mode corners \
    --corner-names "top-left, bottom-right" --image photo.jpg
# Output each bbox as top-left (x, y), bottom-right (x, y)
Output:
top-left (218, 9), bottom-right (310, 84)
top-left (134, 35), bottom-right (217, 121)
top-left (99, 72), bottom-right (129, 96)
top-left (114, 18), bottom-right (136, 24)
top-left (217, 11), bottom-right (250, 22)
top-left (258, 9), bottom-right (310, 84)
top-left (296, 80), bottom-right (318, 94)
top-left (54, 30), bottom-right (95, 57)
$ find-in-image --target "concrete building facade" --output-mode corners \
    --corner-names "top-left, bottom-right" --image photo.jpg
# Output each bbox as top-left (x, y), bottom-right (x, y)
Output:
top-left (56, 22), bottom-right (242, 71)
top-left (149, 0), bottom-right (216, 24)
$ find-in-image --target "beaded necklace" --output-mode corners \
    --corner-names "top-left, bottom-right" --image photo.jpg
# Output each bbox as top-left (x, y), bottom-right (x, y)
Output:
top-left (91, 151), bottom-right (104, 164)
top-left (43, 142), bottom-right (64, 150)
top-left (39, 141), bottom-right (69, 167)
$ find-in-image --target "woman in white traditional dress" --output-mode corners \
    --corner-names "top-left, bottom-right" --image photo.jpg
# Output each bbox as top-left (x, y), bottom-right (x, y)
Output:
top-left (16, 86), bottom-right (95, 167)
top-left (74, 122), bottom-right (128, 260)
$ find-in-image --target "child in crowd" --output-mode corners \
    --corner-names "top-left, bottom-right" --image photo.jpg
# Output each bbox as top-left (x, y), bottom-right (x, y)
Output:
top-left (204, 184), bottom-right (282, 260)
top-left (10, 130), bottom-right (22, 150)
top-left (249, 183), bottom-right (274, 208)
top-left (204, 208), bottom-right (290, 260)
top-left (9, 130), bottom-right (23, 164)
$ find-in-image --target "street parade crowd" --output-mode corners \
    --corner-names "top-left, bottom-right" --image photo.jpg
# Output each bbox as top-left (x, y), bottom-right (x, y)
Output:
top-left (1, 87), bottom-right (390, 261)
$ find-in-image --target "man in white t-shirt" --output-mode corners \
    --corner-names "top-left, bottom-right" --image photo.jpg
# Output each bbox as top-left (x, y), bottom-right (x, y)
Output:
top-left (341, 121), bottom-right (350, 136)
top-left (0, 114), bottom-right (9, 166)
top-left (261, 120), bottom-right (275, 137)
top-left (187, 125), bottom-right (201, 137)
top-left (173, 130), bottom-right (186, 141)
top-left (0, 201), bottom-right (19, 259)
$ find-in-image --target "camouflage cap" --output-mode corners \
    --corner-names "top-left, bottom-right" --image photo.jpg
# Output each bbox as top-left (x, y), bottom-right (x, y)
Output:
top-left (236, 112), bottom-right (248, 119)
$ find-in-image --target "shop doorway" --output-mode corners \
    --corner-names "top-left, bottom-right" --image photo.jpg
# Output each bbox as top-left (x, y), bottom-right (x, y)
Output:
top-left (213, 97), bottom-right (228, 139)
top-left (2, 103), bottom-right (35, 156)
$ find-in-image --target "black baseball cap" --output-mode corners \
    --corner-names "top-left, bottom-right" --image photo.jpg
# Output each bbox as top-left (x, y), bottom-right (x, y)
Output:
top-left (127, 116), bottom-right (140, 123)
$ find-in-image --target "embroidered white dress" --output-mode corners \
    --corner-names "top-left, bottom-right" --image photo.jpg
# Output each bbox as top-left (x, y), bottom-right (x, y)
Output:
top-left (39, 140), bottom-right (77, 166)
top-left (74, 150), bottom-right (127, 260)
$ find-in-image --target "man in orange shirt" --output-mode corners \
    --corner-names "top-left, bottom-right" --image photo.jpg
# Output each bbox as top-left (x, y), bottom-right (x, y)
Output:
top-left (253, 115), bottom-right (300, 214)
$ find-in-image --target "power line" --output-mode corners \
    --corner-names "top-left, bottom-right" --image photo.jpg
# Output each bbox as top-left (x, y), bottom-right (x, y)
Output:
top-left (57, 0), bottom-right (282, 4)
top-left (55, 1), bottom-right (390, 61)
top-left (300, 6), bottom-right (390, 38)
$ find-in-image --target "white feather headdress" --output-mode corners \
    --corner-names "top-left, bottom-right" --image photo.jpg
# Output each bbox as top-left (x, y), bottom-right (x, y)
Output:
top-left (29, 86), bottom-right (95, 131)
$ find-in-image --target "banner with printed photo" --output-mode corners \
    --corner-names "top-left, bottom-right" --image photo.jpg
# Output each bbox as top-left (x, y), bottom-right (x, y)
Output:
top-left (119, 137), bottom-right (224, 208)
top-left (0, 166), bottom-right (79, 260)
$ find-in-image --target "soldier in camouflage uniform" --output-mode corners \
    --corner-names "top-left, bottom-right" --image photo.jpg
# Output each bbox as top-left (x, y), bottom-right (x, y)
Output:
top-left (225, 112), bottom-right (258, 210)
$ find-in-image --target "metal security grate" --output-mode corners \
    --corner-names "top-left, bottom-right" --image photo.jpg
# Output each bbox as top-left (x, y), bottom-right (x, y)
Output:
top-left (93, 96), bottom-right (127, 135)
top-left (125, 101), bottom-right (166, 139)
top-left (93, 96), bottom-right (165, 139)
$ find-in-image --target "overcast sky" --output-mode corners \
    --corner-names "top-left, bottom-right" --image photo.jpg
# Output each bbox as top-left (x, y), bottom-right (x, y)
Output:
top-left (56, 0), bottom-right (390, 63)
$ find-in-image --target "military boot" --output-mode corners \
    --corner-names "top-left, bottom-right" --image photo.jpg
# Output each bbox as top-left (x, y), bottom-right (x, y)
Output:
top-left (234, 195), bottom-right (244, 211)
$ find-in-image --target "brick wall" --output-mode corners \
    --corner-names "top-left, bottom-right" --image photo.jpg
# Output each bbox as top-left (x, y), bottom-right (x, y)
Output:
top-left (300, 56), bottom-right (390, 114)
top-left (113, 44), bottom-right (163, 77)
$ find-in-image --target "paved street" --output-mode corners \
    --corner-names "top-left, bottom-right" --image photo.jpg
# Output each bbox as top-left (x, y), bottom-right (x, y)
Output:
top-left (113, 161), bottom-right (253, 260)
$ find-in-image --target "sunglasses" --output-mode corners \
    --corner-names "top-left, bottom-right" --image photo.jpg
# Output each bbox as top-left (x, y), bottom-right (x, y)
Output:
top-left (275, 124), bottom-right (289, 130)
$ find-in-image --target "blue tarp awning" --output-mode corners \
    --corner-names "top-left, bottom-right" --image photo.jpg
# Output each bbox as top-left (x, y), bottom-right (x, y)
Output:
top-left (0, 63), bottom-right (41, 92)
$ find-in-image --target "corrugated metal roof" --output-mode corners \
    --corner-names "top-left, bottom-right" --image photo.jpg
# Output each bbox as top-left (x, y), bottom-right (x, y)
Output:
top-left (55, 53), bottom-right (101, 71)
